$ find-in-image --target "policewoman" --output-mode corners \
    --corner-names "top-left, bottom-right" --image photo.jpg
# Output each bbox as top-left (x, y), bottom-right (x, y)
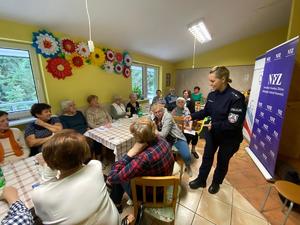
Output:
top-left (188, 66), bottom-right (246, 194)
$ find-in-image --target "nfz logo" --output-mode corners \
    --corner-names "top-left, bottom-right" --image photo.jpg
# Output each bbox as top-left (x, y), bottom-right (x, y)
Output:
top-left (266, 57), bottom-right (271, 62)
top-left (269, 116), bottom-right (275, 123)
top-left (275, 53), bottom-right (281, 59)
top-left (273, 130), bottom-right (279, 138)
top-left (288, 48), bottom-right (294, 55)
top-left (267, 105), bottom-right (272, 111)
top-left (260, 112), bottom-right (264, 117)
top-left (266, 135), bottom-right (271, 142)
top-left (263, 124), bottom-right (269, 131)
top-left (268, 73), bottom-right (282, 85)
top-left (257, 128), bottom-right (261, 134)
top-left (258, 102), bottom-right (263, 107)
top-left (260, 141), bottom-right (265, 148)
top-left (277, 109), bottom-right (283, 116)
top-left (255, 118), bottom-right (259, 124)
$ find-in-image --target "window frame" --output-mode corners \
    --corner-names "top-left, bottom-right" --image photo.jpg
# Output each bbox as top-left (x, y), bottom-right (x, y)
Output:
top-left (131, 62), bottom-right (159, 100)
top-left (0, 38), bottom-right (47, 122)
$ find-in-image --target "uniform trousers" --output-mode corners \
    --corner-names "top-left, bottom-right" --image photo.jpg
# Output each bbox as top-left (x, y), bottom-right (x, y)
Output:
top-left (197, 133), bottom-right (240, 184)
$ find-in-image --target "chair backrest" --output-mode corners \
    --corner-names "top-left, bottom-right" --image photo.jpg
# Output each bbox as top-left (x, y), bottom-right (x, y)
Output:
top-left (172, 115), bottom-right (185, 131)
top-left (130, 176), bottom-right (180, 219)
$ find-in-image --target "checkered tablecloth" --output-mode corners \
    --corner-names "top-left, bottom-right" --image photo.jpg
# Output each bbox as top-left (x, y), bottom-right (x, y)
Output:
top-left (0, 157), bottom-right (41, 221)
top-left (84, 118), bottom-right (136, 160)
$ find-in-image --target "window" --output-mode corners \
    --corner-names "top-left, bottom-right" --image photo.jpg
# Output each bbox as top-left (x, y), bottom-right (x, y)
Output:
top-left (131, 63), bottom-right (159, 100)
top-left (0, 40), bottom-right (45, 120)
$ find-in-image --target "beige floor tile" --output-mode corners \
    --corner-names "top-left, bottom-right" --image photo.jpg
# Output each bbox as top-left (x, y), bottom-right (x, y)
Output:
top-left (179, 182), bottom-right (203, 212)
top-left (204, 182), bottom-right (233, 205)
top-left (231, 207), bottom-right (268, 225)
top-left (175, 204), bottom-right (195, 225)
top-left (196, 193), bottom-right (231, 225)
top-left (192, 214), bottom-right (216, 225)
top-left (232, 189), bottom-right (265, 220)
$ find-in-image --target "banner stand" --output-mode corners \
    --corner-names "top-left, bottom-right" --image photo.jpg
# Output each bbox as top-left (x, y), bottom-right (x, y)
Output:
top-left (245, 147), bottom-right (273, 180)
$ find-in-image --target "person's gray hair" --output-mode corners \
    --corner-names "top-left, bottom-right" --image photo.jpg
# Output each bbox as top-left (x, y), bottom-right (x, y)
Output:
top-left (176, 97), bottom-right (186, 104)
top-left (113, 95), bottom-right (122, 102)
top-left (60, 100), bottom-right (73, 112)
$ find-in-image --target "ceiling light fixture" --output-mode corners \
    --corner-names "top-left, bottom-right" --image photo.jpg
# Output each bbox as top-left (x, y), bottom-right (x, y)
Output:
top-left (85, 0), bottom-right (94, 52)
top-left (188, 20), bottom-right (212, 44)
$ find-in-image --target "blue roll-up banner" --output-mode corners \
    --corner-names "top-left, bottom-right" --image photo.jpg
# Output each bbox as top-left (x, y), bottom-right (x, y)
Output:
top-left (247, 36), bottom-right (299, 179)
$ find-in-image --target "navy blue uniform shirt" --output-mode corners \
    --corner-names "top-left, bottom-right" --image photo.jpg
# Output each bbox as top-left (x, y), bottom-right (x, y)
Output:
top-left (191, 85), bottom-right (246, 143)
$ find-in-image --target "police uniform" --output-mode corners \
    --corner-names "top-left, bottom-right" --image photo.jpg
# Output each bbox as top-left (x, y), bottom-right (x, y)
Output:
top-left (190, 85), bottom-right (246, 188)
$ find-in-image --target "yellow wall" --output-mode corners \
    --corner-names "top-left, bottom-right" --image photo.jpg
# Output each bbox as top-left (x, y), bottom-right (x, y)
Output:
top-left (0, 19), bottom-right (175, 113)
top-left (175, 26), bottom-right (288, 69)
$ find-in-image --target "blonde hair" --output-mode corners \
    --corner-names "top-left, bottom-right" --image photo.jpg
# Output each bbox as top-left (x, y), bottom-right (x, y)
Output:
top-left (42, 130), bottom-right (91, 171)
top-left (151, 103), bottom-right (165, 113)
top-left (130, 117), bottom-right (157, 144)
top-left (87, 95), bottom-right (98, 104)
top-left (210, 66), bottom-right (232, 83)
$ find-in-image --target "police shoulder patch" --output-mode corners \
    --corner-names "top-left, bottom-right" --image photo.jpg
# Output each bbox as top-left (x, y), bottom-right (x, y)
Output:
top-left (228, 113), bottom-right (239, 123)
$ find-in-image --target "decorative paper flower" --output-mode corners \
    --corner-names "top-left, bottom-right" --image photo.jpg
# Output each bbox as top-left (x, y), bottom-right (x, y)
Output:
top-left (90, 48), bottom-right (105, 66)
top-left (76, 42), bottom-right (90, 58)
top-left (123, 66), bottom-right (131, 78)
top-left (103, 61), bottom-right (114, 73)
top-left (61, 38), bottom-right (76, 54)
top-left (123, 52), bottom-right (132, 67)
top-left (46, 57), bottom-right (72, 79)
top-left (32, 30), bottom-right (60, 58)
top-left (105, 49), bottom-right (115, 61)
top-left (67, 54), bottom-right (84, 68)
top-left (115, 52), bottom-right (123, 63)
top-left (114, 63), bottom-right (123, 74)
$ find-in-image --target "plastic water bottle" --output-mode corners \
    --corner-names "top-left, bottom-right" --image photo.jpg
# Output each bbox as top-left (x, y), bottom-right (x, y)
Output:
top-left (0, 167), bottom-right (6, 188)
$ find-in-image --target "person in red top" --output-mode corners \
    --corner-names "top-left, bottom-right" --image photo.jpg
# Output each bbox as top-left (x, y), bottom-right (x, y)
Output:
top-left (108, 117), bottom-right (174, 211)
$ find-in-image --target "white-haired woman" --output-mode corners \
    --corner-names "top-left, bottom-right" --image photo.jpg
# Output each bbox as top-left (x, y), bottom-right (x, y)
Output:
top-left (111, 96), bottom-right (127, 120)
top-left (59, 100), bottom-right (88, 134)
top-left (172, 97), bottom-right (199, 159)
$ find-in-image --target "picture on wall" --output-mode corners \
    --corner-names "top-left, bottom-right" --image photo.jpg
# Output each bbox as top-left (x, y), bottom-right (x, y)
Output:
top-left (166, 73), bottom-right (171, 87)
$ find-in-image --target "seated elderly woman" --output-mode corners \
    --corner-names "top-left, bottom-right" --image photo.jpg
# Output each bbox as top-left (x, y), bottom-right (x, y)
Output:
top-left (31, 130), bottom-right (120, 225)
top-left (126, 93), bottom-right (140, 118)
top-left (151, 103), bottom-right (192, 176)
top-left (172, 97), bottom-right (199, 159)
top-left (0, 111), bottom-right (30, 165)
top-left (59, 100), bottom-right (88, 134)
top-left (25, 103), bottom-right (62, 156)
top-left (111, 95), bottom-right (127, 120)
top-left (108, 117), bottom-right (174, 212)
top-left (86, 95), bottom-right (112, 128)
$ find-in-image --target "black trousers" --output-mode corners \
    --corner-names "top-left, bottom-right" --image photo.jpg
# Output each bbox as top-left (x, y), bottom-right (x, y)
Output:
top-left (184, 133), bottom-right (198, 146)
top-left (197, 133), bottom-right (240, 185)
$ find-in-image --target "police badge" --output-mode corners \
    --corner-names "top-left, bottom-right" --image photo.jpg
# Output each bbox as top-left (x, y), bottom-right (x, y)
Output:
top-left (228, 113), bottom-right (239, 123)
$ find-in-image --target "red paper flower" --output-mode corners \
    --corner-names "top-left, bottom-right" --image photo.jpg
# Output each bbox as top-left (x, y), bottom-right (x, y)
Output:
top-left (68, 54), bottom-right (84, 68)
top-left (106, 49), bottom-right (115, 61)
top-left (46, 57), bottom-right (72, 79)
top-left (61, 38), bottom-right (76, 54)
top-left (123, 66), bottom-right (131, 78)
top-left (115, 52), bottom-right (123, 63)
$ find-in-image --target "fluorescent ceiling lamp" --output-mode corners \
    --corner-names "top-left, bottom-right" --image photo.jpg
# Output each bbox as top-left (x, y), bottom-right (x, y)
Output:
top-left (188, 20), bottom-right (212, 43)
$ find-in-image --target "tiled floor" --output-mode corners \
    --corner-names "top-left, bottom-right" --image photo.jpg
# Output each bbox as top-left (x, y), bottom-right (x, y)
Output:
top-left (106, 139), bottom-right (300, 225)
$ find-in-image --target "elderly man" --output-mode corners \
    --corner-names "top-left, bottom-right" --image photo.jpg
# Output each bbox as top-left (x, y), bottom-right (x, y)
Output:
top-left (151, 103), bottom-right (192, 176)
top-left (165, 88), bottom-right (178, 111)
top-left (0, 111), bottom-right (30, 164)
top-left (24, 103), bottom-right (62, 156)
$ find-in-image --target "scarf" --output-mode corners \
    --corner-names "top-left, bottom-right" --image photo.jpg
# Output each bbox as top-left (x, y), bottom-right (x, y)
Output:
top-left (0, 129), bottom-right (23, 163)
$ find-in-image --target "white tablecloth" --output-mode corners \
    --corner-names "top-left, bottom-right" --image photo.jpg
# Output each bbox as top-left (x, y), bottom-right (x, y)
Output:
top-left (0, 157), bottom-right (41, 220)
top-left (84, 118), bottom-right (136, 160)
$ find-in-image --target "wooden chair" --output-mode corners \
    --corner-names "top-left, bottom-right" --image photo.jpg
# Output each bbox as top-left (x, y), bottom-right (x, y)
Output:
top-left (130, 176), bottom-right (180, 225)
top-left (260, 180), bottom-right (300, 225)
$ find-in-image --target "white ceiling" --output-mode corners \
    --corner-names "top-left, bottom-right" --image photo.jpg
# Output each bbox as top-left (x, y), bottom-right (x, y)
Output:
top-left (0, 0), bottom-right (291, 62)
